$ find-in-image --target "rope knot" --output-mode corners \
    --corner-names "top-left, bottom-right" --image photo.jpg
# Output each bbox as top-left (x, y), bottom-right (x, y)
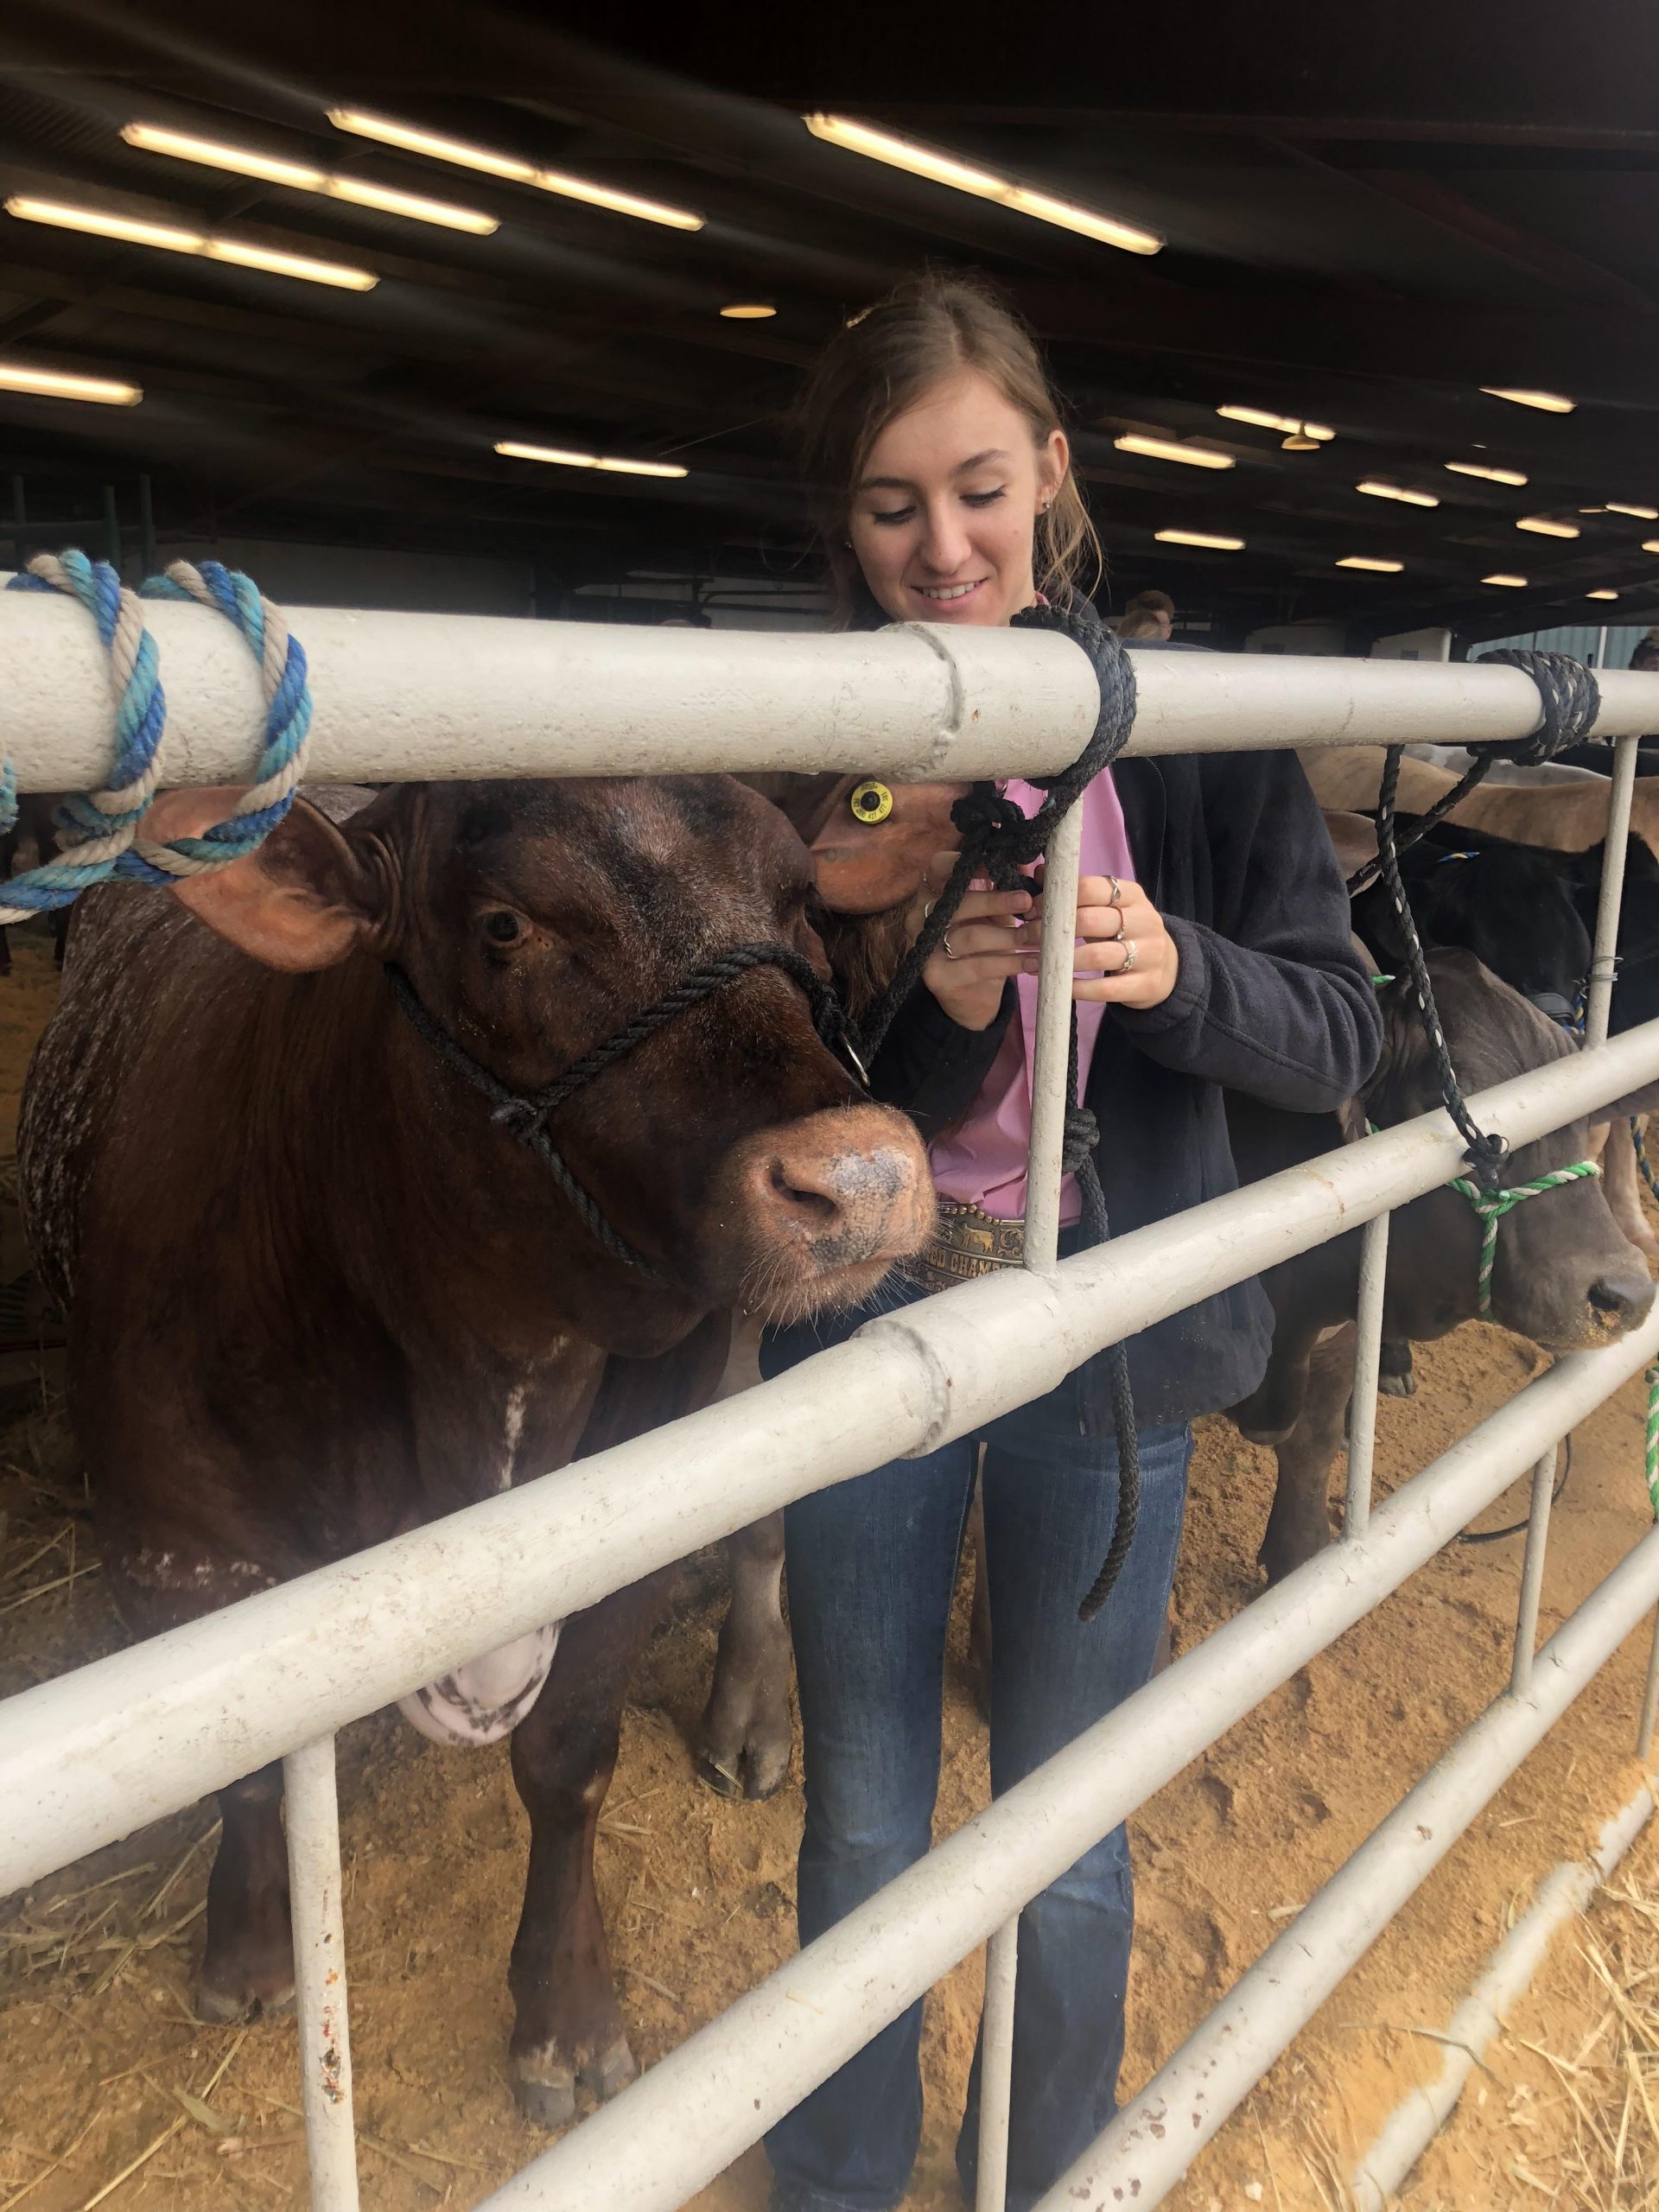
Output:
top-left (1475, 648), bottom-right (1600, 767)
top-left (1060, 1103), bottom-right (1101, 1177)
top-left (1463, 1129), bottom-right (1511, 1192)
top-left (950, 784), bottom-right (1027, 851)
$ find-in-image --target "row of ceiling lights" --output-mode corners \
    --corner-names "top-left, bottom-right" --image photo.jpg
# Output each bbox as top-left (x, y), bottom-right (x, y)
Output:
top-left (0, 101), bottom-right (1638, 601)
top-left (0, 99), bottom-right (1166, 430)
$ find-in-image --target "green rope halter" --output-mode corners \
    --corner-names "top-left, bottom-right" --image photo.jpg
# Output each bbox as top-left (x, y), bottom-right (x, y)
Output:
top-left (1446, 1160), bottom-right (1603, 1319)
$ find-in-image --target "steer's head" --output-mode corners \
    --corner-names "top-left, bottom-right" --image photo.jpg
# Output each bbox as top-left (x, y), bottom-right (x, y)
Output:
top-left (1363, 950), bottom-right (1653, 1353)
top-left (145, 777), bottom-right (933, 1342)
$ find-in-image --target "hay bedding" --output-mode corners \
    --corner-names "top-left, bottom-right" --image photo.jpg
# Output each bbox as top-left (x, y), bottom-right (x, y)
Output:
top-left (0, 925), bottom-right (1655, 2211)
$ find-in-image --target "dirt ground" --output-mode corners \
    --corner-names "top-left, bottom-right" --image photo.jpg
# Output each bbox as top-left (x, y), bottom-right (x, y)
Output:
top-left (1, 919), bottom-right (1656, 2212)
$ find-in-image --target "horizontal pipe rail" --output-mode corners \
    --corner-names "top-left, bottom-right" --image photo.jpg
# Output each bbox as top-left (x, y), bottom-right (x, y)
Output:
top-left (1351, 1778), bottom-right (1656, 2212)
top-left (3, 1019), bottom-right (1657, 1897)
top-left (480, 1308), bottom-right (1659, 2210)
top-left (1038, 1522), bottom-right (1659, 2209)
top-left (3, 597), bottom-right (1659, 788)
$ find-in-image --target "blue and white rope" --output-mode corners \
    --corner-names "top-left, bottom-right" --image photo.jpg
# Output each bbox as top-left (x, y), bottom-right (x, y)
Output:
top-left (0, 550), bottom-right (169, 918)
top-left (137, 559), bottom-right (311, 872)
top-left (0, 550), bottom-right (310, 924)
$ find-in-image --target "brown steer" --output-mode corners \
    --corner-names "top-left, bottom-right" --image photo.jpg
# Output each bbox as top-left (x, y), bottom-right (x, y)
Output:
top-left (18, 774), bottom-right (931, 2122)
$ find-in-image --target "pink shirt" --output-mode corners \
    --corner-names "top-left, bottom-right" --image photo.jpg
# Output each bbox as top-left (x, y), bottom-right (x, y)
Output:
top-left (928, 771), bottom-right (1135, 1224)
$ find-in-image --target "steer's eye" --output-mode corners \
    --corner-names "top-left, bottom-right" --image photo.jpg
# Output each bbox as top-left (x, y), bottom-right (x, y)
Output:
top-left (483, 910), bottom-right (524, 946)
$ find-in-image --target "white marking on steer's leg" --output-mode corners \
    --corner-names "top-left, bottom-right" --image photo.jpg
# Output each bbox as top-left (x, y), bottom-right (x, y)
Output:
top-left (398, 1621), bottom-right (563, 1748)
top-left (499, 1382), bottom-right (528, 1491)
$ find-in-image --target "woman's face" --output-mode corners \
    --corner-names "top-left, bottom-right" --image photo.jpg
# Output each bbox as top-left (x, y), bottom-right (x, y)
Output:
top-left (849, 369), bottom-right (1068, 627)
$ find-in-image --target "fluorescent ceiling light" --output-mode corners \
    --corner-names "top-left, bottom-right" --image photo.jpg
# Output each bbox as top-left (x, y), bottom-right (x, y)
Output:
top-left (0, 359), bottom-right (141, 405)
top-left (494, 439), bottom-right (688, 479)
top-left (1154, 528), bottom-right (1243, 550)
top-left (1357, 480), bottom-right (1439, 507)
top-left (1643, 541), bottom-right (1659, 555)
top-left (1586, 588), bottom-right (1620, 600)
top-left (1516, 516), bottom-right (1580, 537)
top-left (123, 120), bottom-right (497, 234)
top-left (719, 302), bottom-right (776, 319)
top-left (1480, 387), bottom-right (1575, 413)
top-left (1482, 573), bottom-right (1529, 587)
top-left (1445, 460), bottom-right (1529, 486)
top-left (1336, 556), bottom-right (1402, 572)
top-left (1606, 502), bottom-right (1659, 520)
top-left (802, 113), bottom-right (1161, 255)
top-left (1216, 404), bottom-right (1333, 441)
top-left (4, 194), bottom-right (377, 288)
top-left (1113, 433), bottom-right (1234, 470)
top-left (329, 109), bottom-right (702, 230)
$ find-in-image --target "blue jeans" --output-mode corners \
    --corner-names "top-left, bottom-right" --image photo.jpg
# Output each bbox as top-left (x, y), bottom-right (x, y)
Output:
top-left (761, 1276), bottom-right (1192, 2212)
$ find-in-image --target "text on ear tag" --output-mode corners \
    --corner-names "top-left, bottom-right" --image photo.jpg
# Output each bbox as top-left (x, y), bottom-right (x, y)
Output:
top-left (849, 779), bottom-right (893, 824)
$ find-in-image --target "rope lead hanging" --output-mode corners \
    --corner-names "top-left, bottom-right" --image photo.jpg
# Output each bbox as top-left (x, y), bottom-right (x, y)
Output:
top-left (1367, 648), bottom-right (1600, 1194)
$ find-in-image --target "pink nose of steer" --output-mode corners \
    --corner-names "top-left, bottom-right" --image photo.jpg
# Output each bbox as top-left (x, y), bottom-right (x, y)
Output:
top-left (726, 1103), bottom-right (933, 1317)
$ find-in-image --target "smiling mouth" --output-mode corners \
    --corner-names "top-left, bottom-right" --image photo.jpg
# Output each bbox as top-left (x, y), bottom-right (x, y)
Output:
top-left (912, 579), bottom-right (988, 603)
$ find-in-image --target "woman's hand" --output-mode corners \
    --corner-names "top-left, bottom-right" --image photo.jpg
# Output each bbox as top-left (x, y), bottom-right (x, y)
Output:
top-left (1023, 873), bottom-right (1180, 1010)
top-left (907, 851), bottom-right (1033, 1031)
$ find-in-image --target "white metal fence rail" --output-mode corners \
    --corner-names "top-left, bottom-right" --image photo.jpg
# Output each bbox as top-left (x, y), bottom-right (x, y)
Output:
top-left (1, 608), bottom-right (1656, 2212)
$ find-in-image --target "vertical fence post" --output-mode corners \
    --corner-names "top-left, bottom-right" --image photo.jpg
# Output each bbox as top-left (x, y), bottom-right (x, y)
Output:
top-left (1344, 1216), bottom-right (1390, 1542)
top-left (283, 1734), bottom-right (359, 2212)
top-left (1586, 734), bottom-right (1638, 1049)
top-left (975, 803), bottom-right (1085, 2212)
top-left (1510, 1447), bottom-right (1558, 1699)
top-left (1638, 1613), bottom-right (1659, 1760)
top-left (1580, 731), bottom-right (1644, 1744)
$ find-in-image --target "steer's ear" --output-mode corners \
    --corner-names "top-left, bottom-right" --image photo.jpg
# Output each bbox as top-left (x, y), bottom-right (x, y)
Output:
top-left (1322, 810), bottom-right (1376, 878)
top-left (1359, 983), bottom-right (1435, 1125)
top-left (810, 779), bottom-right (970, 913)
top-left (139, 786), bottom-right (386, 971)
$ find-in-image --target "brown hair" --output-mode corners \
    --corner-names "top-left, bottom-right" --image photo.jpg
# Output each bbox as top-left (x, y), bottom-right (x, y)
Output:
top-left (798, 271), bottom-right (1102, 626)
top-left (1116, 608), bottom-right (1168, 640)
top-left (1125, 588), bottom-right (1173, 619)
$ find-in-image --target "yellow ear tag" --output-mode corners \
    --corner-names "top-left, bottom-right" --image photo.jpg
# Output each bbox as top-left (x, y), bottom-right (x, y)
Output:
top-left (849, 779), bottom-right (893, 824)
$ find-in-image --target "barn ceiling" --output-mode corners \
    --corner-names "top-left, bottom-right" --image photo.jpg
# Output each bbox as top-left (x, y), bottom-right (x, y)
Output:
top-left (0, 0), bottom-right (1657, 645)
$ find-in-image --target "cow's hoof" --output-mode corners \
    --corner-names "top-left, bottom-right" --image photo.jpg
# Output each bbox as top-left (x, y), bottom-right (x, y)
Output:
top-left (512, 2064), bottom-right (576, 2130)
top-left (581, 2035), bottom-right (638, 2101)
top-left (1377, 1370), bottom-right (1416, 1400)
top-left (194, 1970), bottom-right (296, 2024)
top-left (696, 1743), bottom-right (788, 1802)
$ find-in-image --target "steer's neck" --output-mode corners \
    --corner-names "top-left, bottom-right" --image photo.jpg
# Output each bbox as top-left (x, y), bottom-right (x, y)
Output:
top-left (288, 956), bottom-right (705, 1368)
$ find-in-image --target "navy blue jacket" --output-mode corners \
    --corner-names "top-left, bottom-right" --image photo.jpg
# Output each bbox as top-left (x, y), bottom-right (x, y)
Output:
top-left (869, 740), bottom-right (1382, 1423)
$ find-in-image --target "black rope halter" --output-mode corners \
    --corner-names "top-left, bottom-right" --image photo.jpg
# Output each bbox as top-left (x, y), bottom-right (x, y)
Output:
top-left (1355, 648), bottom-right (1601, 1192)
top-left (388, 944), bottom-right (866, 1286)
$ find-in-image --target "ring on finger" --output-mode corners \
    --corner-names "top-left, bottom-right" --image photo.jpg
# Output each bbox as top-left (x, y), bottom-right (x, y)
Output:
top-left (1106, 874), bottom-right (1124, 906)
top-left (942, 930), bottom-right (959, 961)
top-left (1119, 936), bottom-right (1138, 972)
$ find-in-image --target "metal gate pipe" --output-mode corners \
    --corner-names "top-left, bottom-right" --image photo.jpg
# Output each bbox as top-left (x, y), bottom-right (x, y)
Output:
top-left (1344, 1213), bottom-right (1389, 1542)
top-left (1510, 1446), bottom-right (1558, 1698)
top-left (974, 801), bottom-right (1085, 2210)
top-left (1586, 733), bottom-right (1640, 1046)
top-left (283, 1734), bottom-right (359, 2212)
top-left (1038, 1523), bottom-right (1659, 2212)
top-left (474, 1313), bottom-right (1659, 2212)
top-left (3, 1025), bottom-right (1659, 1897)
top-left (4, 594), bottom-right (1659, 790)
top-left (1351, 1777), bottom-right (1656, 2212)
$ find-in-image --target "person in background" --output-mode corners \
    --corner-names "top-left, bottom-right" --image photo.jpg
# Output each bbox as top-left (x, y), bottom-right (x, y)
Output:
top-left (1116, 606), bottom-right (1170, 640)
top-left (1120, 587), bottom-right (1174, 640)
top-left (761, 271), bottom-right (1380, 2212)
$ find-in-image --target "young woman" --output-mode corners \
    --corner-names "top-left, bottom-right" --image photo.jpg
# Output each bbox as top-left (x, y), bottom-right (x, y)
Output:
top-left (762, 275), bottom-right (1381, 2212)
